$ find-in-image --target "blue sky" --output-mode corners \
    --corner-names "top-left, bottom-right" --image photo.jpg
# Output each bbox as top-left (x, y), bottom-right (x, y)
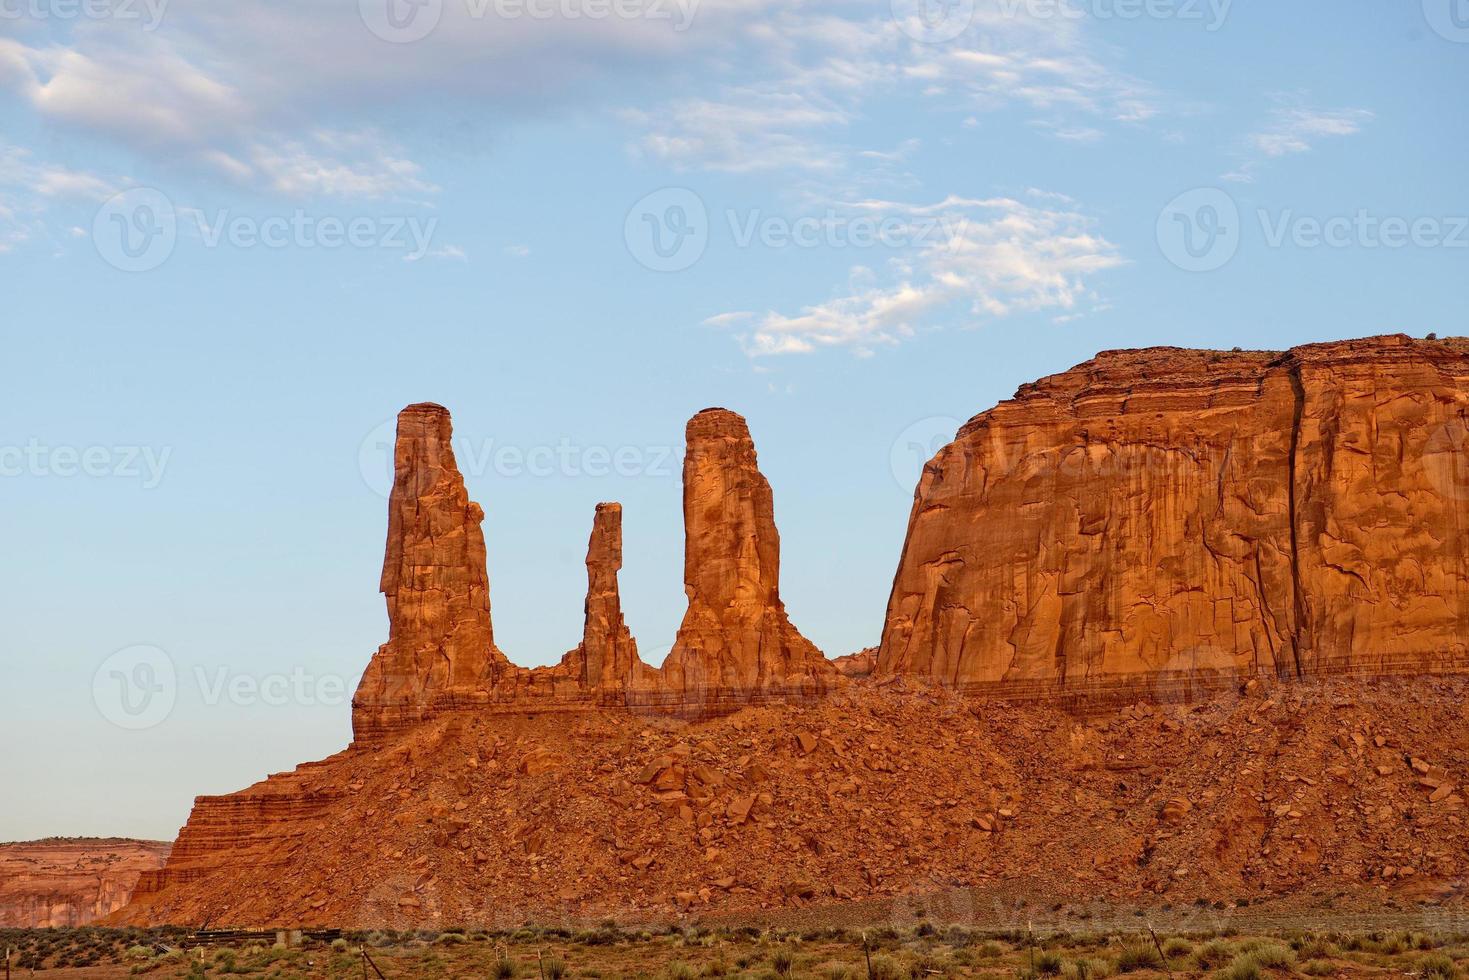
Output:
top-left (2, 0), bottom-right (1466, 841)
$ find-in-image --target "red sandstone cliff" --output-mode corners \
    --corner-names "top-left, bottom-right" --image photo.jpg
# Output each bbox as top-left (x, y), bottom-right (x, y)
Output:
top-left (0, 838), bottom-right (170, 927)
top-left (878, 334), bottom-right (1469, 695)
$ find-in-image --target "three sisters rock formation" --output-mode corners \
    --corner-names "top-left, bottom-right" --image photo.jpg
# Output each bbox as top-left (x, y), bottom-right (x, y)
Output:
top-left (118, 334), bottom-right (1469, 925)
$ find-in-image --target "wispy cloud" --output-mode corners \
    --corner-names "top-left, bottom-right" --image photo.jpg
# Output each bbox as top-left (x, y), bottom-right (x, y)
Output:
top-left (706, 193), bottom-right (1124, 357)
top-left (1223, 100), bottom-right (1373, 182)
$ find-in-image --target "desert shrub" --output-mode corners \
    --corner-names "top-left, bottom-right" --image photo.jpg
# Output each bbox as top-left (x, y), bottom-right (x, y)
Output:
top-left (870, 954), bottom-right (903, 980)
top-left (125, 944), bottom-right (153, 960)
top-left (331, 938), bottom-right (349, 952)
top-left (1195, 941), bottom-right (1235, 968)
top-left (1035, 951), bottom-right (1063, 975)
top-left (1115, 943), bottom-right (1161, 973)
top-left (1301, 960), bottom-right (1335, 976)
top-left (436, 932), bottom-right (468, 945)
top-left (1294, 936), bottom-right (1336, 961)
top-left (494, 954), bottom-right (519, 979)
top-left (1162, 938), bottom-right (1193, 959)
top-left (822, 965), bottom-right (855, 980)
top-left (1217, 954), bottom-right (1261, 980)
top-left (976, 942), bottom-right (1007, 959)
top-left (1419, 953), bottom-right (1460, 980)
top-left (544, 957), bottom-right (569, 980)
top-left (772, 948), bottom-right (796, 977)
top-left (1249, 943), bottom-right (1295, 970)
top-left (703, 957), bottom-right (731, 977)
top-left (665, 961), bottom-right (697, 980)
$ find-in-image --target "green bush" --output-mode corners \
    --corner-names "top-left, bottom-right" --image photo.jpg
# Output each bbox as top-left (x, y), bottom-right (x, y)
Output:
top-left (870, 954), bottom-right (903, 980)
top-left (1035, 951), bottom-right (1063, 975)
top-left (1419, 953), bottom-right (1460, 980)
top-left (1217, 954), bottom-right (1260, 980)
top-left (1115, 943), bottom-right (1161, 973)
top-left (1249, 943), bottom-right (1295, 970)
top-left (1161, 938), bottom-right (1193, 959)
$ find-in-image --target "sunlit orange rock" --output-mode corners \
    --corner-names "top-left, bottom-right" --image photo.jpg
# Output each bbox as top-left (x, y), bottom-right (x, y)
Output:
top-left (661, 409), bottom-right (836, 712)
top-left (877, 334), bottom-right (1469, 696)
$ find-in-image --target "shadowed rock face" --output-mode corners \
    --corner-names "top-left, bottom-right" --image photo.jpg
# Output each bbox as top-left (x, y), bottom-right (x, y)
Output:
top-left (877, 334), bottom-right (1469, 697)
top-left (661, 409), bottom-right (835, 709)
top-left (352, 403), bottom-right (510, 742)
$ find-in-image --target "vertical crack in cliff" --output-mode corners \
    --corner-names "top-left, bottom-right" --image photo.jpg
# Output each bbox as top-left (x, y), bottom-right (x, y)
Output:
top-left (1285, 359), bottom-right (1307, 679)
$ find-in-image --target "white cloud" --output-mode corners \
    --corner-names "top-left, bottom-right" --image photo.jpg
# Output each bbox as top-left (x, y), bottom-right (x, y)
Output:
top-left (1224, 101), bottom-right (1373, 182)
top-left (713, 194), bottom-right (1124, 357)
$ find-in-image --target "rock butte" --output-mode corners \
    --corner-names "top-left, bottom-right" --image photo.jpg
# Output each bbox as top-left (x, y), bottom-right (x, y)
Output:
top-left (0, 839), bottom-right (170, 927)
top-left (353, 404), bottom-right (833, 742)
top-left (114, 334), bottom-right (1469, 927)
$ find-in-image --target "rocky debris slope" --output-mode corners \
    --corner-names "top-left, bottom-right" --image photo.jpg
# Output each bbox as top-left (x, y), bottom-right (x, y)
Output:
top-left (879, 335), bottom-right (1469, 696)
top-left (117, 678), bottom-right (1468, 929)
top-left (352, 404), bottom-right (832, 742)
top-left (1, 838), bottom-right (170, 927)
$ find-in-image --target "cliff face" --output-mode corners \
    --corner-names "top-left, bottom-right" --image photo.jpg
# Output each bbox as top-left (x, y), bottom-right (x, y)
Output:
top-left (878, 335), bottom-right (1469, 695)
top-left (0, 839), bottom-right (170, 927)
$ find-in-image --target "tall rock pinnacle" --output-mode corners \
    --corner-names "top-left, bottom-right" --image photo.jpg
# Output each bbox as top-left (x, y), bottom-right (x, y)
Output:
top-left (563, 502), bottom-right (641, 695)
top-left (352, 403), bottom-right (508, 741)
top-left (662, 408), bottom-right (834, 709)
